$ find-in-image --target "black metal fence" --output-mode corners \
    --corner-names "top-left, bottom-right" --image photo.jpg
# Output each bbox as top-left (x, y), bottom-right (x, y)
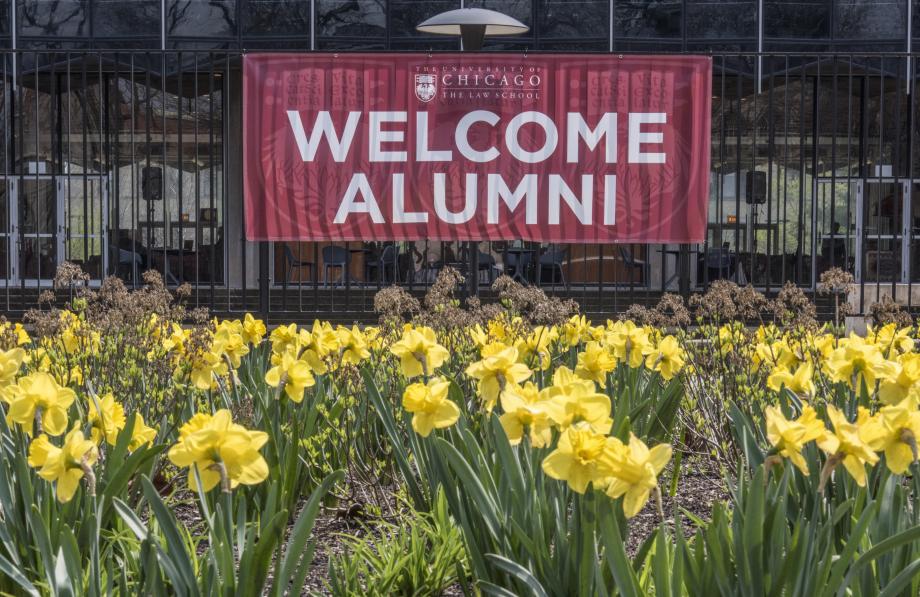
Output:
top-left (0, 50), bottom-right (917, 322)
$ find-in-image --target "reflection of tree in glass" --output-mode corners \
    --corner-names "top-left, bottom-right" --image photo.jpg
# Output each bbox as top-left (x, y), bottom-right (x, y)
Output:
top-left (615, 0), bottom-right (681, 38)
top-left (167, 0), bottom-right (236, 37)
top-left (834, 1), bottom-right (903, 40)
top-left (316, 0), bottom-right (385, 37)
top-left (18, 0), bottom-right (87, 37)
top-left (539, 0), bottom-right (607, 39)
top-left (244, 0), bottom-right (311, 35)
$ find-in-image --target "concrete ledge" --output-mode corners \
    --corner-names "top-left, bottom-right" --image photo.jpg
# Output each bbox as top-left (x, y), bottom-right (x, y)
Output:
top-left (847, 283), bottom-right (920, 313)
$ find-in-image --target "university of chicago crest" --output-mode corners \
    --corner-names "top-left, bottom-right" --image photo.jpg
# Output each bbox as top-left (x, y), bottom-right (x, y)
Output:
top-left (414, 74), bottom-right (437, 102)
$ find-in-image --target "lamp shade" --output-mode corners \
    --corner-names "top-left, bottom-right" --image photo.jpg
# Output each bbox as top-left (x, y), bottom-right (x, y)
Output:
top-left (416, 8), bottom-right (529, 36)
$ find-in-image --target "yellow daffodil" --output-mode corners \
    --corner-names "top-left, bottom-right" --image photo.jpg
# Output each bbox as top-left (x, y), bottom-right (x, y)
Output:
top-left (469, 324), bottom-right (489, 349)
top-left (868, 323), bottom-right (915, 358)
top-left (168, 409), bottom-right (269, 492)
top-left (265, 351), bottom-right (315, 402)
top-left (542, 425), bottom-right (613, 493)
top-left (29, 428), bottom-right (98, 503)
top-left (213, 326), bottom-right (249, 369)
top-left (68, 365), bottom-right (83, 387)
top-left (27, 434), bottom-right (55, 468)
top-left (128, 413), bottom-right (158, 450)
top-left (767, 361), bottom-right (816, 398)
top-left (270, 323), bottom-right (300, 355)
top-left (390, 326), bottom-right (450, 378)
top-left (7, 372), bottom-right (76, 436)
top-left (601, 434), bottom-right (672, 518)
top-left (163, 323), bottom-right (189, 354)
top-left (498, 382), bottom-right (554, 447)
top-left (0, 347), bottom-right (25, 387)
top-left (812, 333), bottom-right (837, 359)
top-left (487, 317), bottom-right (516, 345)
top-left (87, 393), bottom-right (127, 446)
top-left (606, 321), bottom-right (652, 368)
top-left (336, 325), bottom-right (370, 366)
top-left (401, 377), bottom-right (459, 437)
top-left (575, 341), bottom-right (616, 387)
top-left (716, 324), bottom-right (744, 356)
top-left (861, 398), bottom-right (920, 474)
top-left (241, 313), bottom-right (267, 345)
top-left (765, 405), bottom-right (826, 474)
top-left (562, 314), bottom-right (590, 347)
top-left (754, 339), bottom-right (798, 372)
top-left (817, 405), bottom-right (882, 487)
top-left (878, 352), bottom-right (920, 405)
top-left (824, 335), bottom-right (898, 392)
top-left (514, 326), bottom-right (557, 371)
top-left (645, 335), bottom-right (685, 380)
top-left (465, 343), bottom-right (532, 412)
top-left (188, 346), bottom-right (227, 391)
top-left (8, 322), bottom-right (30, 346)
top-left (541, 367), bottom-right (613, 434)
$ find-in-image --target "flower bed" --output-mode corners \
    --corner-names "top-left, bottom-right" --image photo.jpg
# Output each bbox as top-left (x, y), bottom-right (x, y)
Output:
top-left (2, 272), bottom-right (920, 595)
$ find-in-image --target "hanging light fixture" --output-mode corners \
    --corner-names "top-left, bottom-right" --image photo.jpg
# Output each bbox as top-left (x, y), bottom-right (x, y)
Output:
top-left (416, 8), bottom-right (529, 51)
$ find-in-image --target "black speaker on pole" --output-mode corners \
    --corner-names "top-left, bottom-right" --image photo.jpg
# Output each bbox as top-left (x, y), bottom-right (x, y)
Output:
top-left (142, 166), bottom-right (163, 201)
top-left (745, 171), bottom-right (767, 204)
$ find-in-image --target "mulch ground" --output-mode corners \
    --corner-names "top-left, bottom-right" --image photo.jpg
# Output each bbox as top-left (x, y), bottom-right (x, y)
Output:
top-left (301, 458), bottom-right (729, 595)
top-left (162, 457), bottom-right (728, 594)
top-left (625, 464), bottom-right (729, 556)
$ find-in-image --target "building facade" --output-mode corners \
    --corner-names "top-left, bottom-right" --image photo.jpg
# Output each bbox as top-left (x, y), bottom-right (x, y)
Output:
top-left (0, 0), bottom-right (915, 320)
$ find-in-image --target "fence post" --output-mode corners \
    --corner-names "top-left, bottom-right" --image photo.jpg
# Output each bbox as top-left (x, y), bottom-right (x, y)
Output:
top-left (679, 243), bottom-right (690, 299)
top-left (259, 241), bottom-right (270, 319)
top-left (470, 242), bottom-right (479, 297)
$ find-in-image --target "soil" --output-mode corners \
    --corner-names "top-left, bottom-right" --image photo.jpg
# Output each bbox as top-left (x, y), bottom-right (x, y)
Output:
top-left (164, 459), bottom-right (729, 595)
top-left (624, 465), bottom-right (729, 556)
top-left (302, 459), bottom-right (729, 595)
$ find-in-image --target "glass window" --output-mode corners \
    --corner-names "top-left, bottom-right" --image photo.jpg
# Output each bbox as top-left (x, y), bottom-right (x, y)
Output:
top-left (240, 38), bottom-right (312, 49)
top-left (538, 0), bottom-right (607, 40)
top-left (242, 0), bottom-right (311, 36)
top-left (914, 0), bottom-right (920, 38)
top-left (689, 43), bottom-right (757, 70)
top-left (836, 1), bottom-right (904, 40)
top-left (167, 0), bottom-right (237, 38)
top-left (613, 39), bottom-right (682, 52)
top-left (615, 0), bottom-right (681, 39)
top-left (537, 39), bottom-right (607, 50)
top-left (686, 0), bottom-right (756, 40)
top-left (315, 0), bottom-right (385, 38)
top-left (316, 38), bottom-right (385, 49)
top-left (465, 0), bottom-right (532, 29)
top-left (94, 0), bottom-right (160, 38)
top-left (388, 38), bottom-right (458, 50)
top-left (0, 1), bottom-right (10, 36)
top-left (18, 0), bottom-right (88, 38)
top-left (764, 0), bottom-right (830, 39)
top-left (390, 1), bottom-right (458, 39)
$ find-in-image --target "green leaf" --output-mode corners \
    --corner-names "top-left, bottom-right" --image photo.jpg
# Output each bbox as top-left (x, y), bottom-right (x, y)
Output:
top-left (139, 476), bottom-right (198, 595)
top-left (238, 509), bottom-right (288, 595)
top-left (879, 558), bottom-right (920, 597)
top-left (52, 547), bottom-right (74, 597)
top-left (598, 507), bottom-right (642, 597)
top-left (0, 552), bottom-right (40, 596)
top-left (434, 438), bottom-right (502, 542)
top-left (114, 498), bottom-right (148, 541)
top-left (479, 580), bottom-right (523, 597)
top-left (824, 501), bottom-right (878, 597)
top-left (838, 523), bottom-right (920, 596)
top-left (484, 554), bottom-right (549, 597)
top-left (274, 469), bottom-right (345, 596)
top-left (362, 368), bottom-right (427, 509)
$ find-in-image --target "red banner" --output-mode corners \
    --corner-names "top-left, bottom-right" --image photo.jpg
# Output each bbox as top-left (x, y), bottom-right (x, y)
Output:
top-left (243, 53), bottom-right (711, 243)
